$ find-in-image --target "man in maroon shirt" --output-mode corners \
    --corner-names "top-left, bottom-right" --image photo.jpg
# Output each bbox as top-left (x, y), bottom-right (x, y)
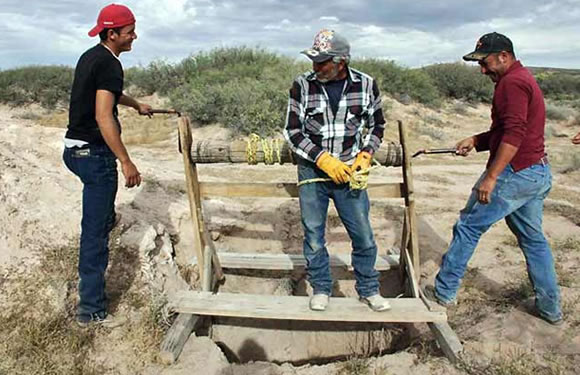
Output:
top-left (430, 32), bottom-right (562, 325)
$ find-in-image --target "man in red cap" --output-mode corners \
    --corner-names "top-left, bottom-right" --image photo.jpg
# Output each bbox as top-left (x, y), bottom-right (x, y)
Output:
top-left (63, 3), bottom-right (152, 327)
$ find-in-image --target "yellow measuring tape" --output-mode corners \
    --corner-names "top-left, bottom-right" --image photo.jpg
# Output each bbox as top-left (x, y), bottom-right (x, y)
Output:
top-left (297, 160), bottom-right (380, 190)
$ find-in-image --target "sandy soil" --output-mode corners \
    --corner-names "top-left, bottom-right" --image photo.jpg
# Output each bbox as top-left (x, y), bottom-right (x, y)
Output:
top-left (1, 98), bottom-right (579, 374)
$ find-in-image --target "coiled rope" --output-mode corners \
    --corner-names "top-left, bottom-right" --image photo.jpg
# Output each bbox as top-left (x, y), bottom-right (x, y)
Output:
top-left (246, 134), bottom-right (283, 165)
top-left (246, 134), bottom-right (380, 190)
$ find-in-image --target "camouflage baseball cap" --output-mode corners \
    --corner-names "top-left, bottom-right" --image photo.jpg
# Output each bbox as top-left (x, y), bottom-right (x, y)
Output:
top-left (301, 29), bottom-right (350, 63)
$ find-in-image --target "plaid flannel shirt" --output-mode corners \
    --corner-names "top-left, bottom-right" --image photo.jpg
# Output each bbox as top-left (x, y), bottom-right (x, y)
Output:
top-left (283, 67), bottom-right (385, 163)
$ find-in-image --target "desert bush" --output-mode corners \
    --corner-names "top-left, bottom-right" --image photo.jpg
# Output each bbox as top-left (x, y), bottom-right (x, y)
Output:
top-left (536, 71), bottom-right (580, 99)
top-left (165, 47), bottom-right (305, 136)
top-left (351, 59), bottom-right (441, 106)
top-left (0, 66), bottom-right (73, 108)
top-left (545, 102), bottom-right (575, 121)
top-left (424, 62), bottom-right (494, 103)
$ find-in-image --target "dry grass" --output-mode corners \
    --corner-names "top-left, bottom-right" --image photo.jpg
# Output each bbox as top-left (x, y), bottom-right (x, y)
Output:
top-left (456, 349), bottom-right (569, 375)
top-left (0, 232), bottom-right (169, 374)
top-left (338, 356), bottom-right (371, 375)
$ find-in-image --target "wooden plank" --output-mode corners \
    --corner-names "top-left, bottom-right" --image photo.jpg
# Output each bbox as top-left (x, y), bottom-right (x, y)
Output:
top-left (201, 220), bottom-right (225, 283)
top-left (170, 291), bottom-right (447, 323)
top-left (403, 246), bottom-right (420, 298)
top-left (429, 322), bottom-right (463, 363)
top-left (398, 120), bottom-right (421, 279)
top-left (159, 313), bottom-right (199, 365)
top-left (190, 252), bottom-right (399, 271)
top-left (418, 281), bottom-right (463, 362)
top-left (399, 209), bottom-right (409, 283)
top-left (179, 117), bottom-right (206, 277)
top-left (198, 182), bottom-right (404, 199)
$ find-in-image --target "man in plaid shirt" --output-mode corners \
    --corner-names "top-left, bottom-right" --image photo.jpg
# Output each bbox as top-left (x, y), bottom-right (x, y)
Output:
top-left (283, 29), bottom-right (389, 312)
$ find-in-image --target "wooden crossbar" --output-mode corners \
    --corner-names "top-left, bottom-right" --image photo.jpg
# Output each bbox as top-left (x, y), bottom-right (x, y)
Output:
top-left (190, 252), bottom-right (399, 271)
top-left (171, 291), bottom-right (447, 323)
top-left (198, 182), bottom-right (404, 199)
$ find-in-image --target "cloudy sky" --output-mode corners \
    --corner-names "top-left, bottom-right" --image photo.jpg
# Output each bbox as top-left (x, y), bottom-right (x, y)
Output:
top-left (1, 0), bottom-right (580, 70)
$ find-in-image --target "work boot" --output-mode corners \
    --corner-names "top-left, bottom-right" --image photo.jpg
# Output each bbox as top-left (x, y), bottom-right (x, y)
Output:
top-left (423, 285), bottom-right (457, 307)
top-left (360, 294), bottom-right (391, 312)
top-left (309, 294), bottom-right (329, 311)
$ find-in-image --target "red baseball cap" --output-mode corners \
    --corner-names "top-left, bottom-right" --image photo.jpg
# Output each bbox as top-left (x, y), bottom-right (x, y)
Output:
top-left (88, 4), bottom-right (136, 37)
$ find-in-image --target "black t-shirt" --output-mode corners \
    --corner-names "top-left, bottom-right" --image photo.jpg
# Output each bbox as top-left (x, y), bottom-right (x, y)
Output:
top-left (66, 44), bottom-right (123, 145)
top-left (323, 78), bottom-right (347, 116)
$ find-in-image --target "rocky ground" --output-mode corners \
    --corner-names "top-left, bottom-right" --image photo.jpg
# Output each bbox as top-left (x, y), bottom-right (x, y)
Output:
top-left (1, 97), bottom-right (579, 374)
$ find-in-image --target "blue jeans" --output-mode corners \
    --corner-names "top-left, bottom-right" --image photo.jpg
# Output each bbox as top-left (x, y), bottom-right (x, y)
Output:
top-left (63, 144), bottom-right (118, 319)
top-left (298, 160), bottom-right (379, 298)
top-left (435, 163), bottom-right (562, 322)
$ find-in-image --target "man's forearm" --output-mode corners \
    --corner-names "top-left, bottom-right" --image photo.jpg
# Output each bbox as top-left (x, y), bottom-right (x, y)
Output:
top-left (96, 114), bottom-right (131, 163)
top-left (119, 94), bottom-right (140, 110)
top-left (486, 142), bottom-right (519, 178)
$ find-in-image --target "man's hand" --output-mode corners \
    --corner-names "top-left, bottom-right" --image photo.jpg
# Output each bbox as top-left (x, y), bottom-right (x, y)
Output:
top-left (316, 152), bottom-right (352, 184)
top-left (121, 159), bottom-right (142, 188)
top-left (351, 151), bottom-right (372, 173)
top-left (476, 174), bottom-right (497, 204)
top-left (572, 131), bottom-right (580, 145)
top-left (455, 136), bottom-right (476, 156)
top-left (137, 103), bottom-right (153, 117)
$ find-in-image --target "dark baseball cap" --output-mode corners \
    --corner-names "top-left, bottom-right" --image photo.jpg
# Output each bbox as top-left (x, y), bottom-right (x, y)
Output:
top-left (463, 32), bottom-right (514, 61)
top-left (301, 29), bottom-right (350, 63)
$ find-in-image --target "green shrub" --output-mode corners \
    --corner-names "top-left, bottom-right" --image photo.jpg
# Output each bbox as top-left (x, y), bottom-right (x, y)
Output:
top-left (0, 66), bottom-right (73, 108)
top-left (536, 72), bottom-right (580, 99)
top-left (166, 47), bottom-right (303, 136)
top-left (545, 102), bottom-right (574, 121)
top-left (424, 62), bottom-right (494, 103)
top-left (351, 59), bottom-right (441, 105)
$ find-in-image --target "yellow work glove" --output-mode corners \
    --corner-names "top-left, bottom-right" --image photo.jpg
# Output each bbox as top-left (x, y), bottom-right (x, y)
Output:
top-left (351, 151), bottom-right (372, 172)
top-left (316, 152), bottom-right (352, 184)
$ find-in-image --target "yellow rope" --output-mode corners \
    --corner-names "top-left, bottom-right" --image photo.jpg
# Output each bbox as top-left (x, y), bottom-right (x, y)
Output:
top-left (246, 134), bottom-right (260, 165)
top-left (246, 134), bottom-right (283, 165)
top-left (245, 134), bottom-right (378, 190)
top-left (297, 160), bottom-right (380, 190)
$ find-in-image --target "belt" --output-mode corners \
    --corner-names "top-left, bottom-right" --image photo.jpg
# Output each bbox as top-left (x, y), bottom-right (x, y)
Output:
top-left (535, 155), bottom-right (549, 165)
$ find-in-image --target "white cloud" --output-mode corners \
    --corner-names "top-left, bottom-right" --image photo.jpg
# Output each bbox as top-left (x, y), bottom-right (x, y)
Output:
top-left (0, 0), bottom-right (579, 69)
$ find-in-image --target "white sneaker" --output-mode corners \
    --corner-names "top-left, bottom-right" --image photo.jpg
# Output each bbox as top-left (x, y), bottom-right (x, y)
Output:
top-left (360, 294), bottom-right (391, 312)
top-left (309, 294), bottom-right (329, 311)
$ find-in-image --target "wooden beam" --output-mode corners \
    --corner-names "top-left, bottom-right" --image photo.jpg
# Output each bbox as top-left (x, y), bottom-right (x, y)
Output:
top-left (198, 182), bottom-right (404, 199)
top-left (188, 139), bottom-right (403, 167)
top-left (159, 313), bottom-right (199, 365)
top-left (178, 117), bottom-right (206, 276)
top-left (398, 120), bottom-right (421, 280)
top-left (418, 283), bottom-right (463, 362)
top-left (190, 252), bottom-right (399, 271)
top-left (171, 291), bottom-right (447, 323)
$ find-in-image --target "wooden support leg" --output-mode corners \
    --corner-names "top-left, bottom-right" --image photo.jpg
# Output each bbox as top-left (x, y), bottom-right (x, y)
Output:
top-left (399, 120), bottom-right (421, 280)
top-left (163, 117), bottom-right (213, 365)
top-left (159, 313), bottom-right (199, 365)
top-left (428, 322), bottom-right (463, 363)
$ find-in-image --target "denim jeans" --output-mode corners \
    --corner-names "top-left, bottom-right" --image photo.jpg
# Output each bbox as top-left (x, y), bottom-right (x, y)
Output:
top-left (298, 160), bottom-right (379, 298)
top-left (435, 163), bottom-right (562, 322)
top-left (63, 144), bottom-right (118, 319)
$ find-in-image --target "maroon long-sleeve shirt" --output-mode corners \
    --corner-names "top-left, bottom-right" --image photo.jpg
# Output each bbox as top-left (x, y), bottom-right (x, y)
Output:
top-left (474, 61), bottom-right (546, 172)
